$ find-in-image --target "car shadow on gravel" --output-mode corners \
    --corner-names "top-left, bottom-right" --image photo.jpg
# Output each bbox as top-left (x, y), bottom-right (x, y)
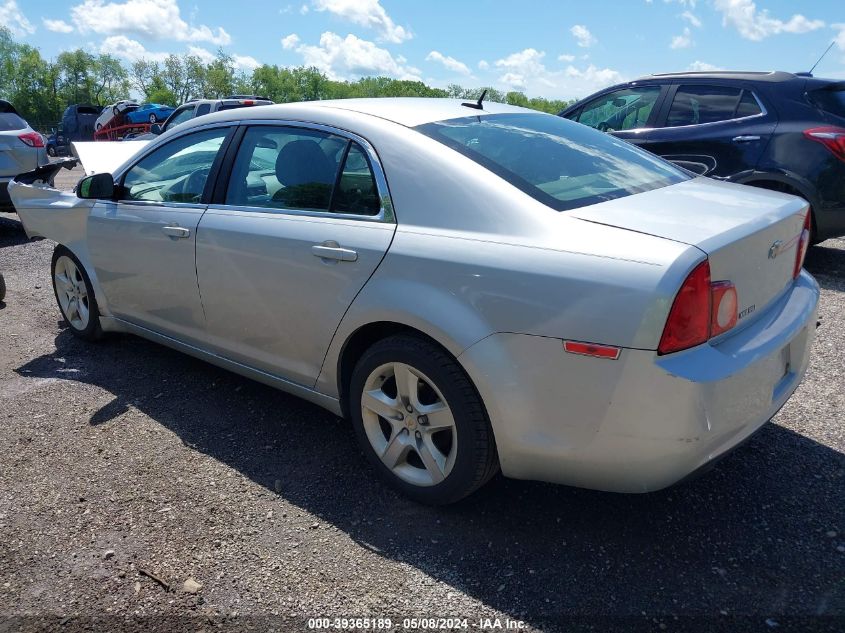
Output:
top-left (0, 213), bottom-right (29, 249)
top-left (15, 327), bottom-right (845, 628)
top-left (806, 242), bottom-right (845, 289)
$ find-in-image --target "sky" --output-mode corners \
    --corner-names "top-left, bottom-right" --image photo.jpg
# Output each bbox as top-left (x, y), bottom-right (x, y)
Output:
top-left (2, 0), bottom-right (845, 100)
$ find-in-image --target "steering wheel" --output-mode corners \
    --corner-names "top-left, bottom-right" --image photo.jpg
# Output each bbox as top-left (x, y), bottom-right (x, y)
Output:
top-left (181, 168), bottom-right (210, 203)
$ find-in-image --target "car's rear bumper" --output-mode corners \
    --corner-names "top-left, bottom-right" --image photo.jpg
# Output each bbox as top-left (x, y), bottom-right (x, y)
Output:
top-left (459, 270), bottom-right (820, 493)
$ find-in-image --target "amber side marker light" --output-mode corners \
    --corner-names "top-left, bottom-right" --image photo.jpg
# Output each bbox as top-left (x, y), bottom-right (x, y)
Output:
top-left (563, 341), bottom-right (621, 360)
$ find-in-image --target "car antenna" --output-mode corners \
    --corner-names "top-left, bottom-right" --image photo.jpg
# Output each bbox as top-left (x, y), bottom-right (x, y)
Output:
top-left (807, 41), bottom-right (835, 76)
top-left (462, 89), bottom-right (487, 110)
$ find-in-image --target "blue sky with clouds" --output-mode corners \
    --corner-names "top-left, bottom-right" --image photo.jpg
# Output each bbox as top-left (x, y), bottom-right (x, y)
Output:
top-left (3, 0), bottom-right (845, 100)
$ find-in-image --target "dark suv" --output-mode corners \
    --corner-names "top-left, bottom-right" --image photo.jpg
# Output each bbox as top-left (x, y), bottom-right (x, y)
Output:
top-left (561, 71), bottom-right (845, 242)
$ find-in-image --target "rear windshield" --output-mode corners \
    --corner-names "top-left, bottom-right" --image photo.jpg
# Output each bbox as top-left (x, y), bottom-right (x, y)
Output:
top-left (0, 112), bottom-right (27, 131)
top-left (810, 88), bottom-right (845, 119)
top-left (416, 113), bottom-right (688, 211)
top-left (77, 106), bottom-right (100, 115)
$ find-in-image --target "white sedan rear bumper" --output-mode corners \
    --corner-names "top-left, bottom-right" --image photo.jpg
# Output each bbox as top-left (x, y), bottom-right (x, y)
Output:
top-left (459, 271), bottom-right (820, 493)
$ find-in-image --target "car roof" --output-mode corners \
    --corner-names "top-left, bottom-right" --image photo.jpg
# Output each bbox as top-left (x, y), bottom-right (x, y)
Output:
top-left (635, 70), bottom-right (800, 83)
top-left (198, 97), bottom-right (531, 128)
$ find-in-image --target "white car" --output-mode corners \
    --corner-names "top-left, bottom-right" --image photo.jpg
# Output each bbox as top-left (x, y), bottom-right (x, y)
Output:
top-left (9, 99), bottom-right (819, 504)
top-left (94, 100), bottom-right (139, 131)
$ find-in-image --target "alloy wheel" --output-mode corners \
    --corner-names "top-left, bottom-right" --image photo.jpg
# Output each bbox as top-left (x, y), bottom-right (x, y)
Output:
top-left (360, 362), bottom-right (458, 487)
top-left (53, 255), bottom-right (90, 331)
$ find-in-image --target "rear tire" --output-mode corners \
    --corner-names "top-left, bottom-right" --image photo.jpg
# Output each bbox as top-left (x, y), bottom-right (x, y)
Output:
top-left (349, 334), bottom-right (499, 505)
top-left (0, 273), bottom-right (6, 302)
top-left (51, 246), bottom-right (102, 341)
top-left (47, 146), bottom-right (56, 157)
top-left (149, 113), bottom-right (158, 123)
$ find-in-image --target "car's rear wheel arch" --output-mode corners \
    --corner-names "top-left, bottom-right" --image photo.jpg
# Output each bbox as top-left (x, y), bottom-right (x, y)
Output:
top-left (337, 322), bottom-right (481, 420)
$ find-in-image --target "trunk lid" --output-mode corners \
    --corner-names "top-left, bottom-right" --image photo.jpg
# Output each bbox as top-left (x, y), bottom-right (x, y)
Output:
top-left (569, 177), bottom-right (808, 327)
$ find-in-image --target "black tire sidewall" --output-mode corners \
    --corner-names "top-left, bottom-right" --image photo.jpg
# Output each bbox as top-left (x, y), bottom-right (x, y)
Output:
top-left (51, 246), bottom-right (102, 340)
top-left (349, 336), bottom-right (493, 505)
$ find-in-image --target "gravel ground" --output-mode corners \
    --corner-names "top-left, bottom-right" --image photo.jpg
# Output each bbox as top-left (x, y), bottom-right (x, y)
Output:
top-left (0, 166), bottom-right (843, 633)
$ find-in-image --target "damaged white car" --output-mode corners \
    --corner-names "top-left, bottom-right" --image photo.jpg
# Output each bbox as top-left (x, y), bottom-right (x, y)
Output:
top-left (9, 100), bottom-right (820, 504)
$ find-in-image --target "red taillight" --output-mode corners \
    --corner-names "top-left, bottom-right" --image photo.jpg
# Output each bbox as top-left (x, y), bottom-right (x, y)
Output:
top-left (710, 281), bottom-right (738, 337)
top-left (18, 132), bottom-right (45, 148)
top-left (241, 100), bottom-right (255, 105)
top-left (794, 210), bottom-right (811, 279)
top-left (658, 260), bottom-right (712, 355)
top-left (803, 126), bottom-right (845, 162)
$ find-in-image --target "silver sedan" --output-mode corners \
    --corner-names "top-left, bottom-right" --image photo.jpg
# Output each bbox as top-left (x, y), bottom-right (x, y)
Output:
top-left (10, 98), bottom-right (819, 504)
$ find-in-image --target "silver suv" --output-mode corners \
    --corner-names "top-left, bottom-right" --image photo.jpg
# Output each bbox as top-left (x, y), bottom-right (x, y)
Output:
top-left (159, 96), bottom-right (274, 134)
top-left (0, 100), bottom-right (48, 210)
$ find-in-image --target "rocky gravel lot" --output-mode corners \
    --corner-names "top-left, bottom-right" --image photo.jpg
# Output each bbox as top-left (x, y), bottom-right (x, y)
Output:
top-left (0, 166), bottom-right (843, 632)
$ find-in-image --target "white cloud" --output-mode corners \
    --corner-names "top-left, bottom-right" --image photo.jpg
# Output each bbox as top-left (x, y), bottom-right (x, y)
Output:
top-left (294, 32), bottom-right (421, 81)
top-left (570, 24), bottom-right (596, 48)
top-left (43, 18), bottom-right (74, 33)
top-left (713, 0), bottom-right (824, 41)
top-left (671, 27), bottom-right (694, 49)
top-left (311, 0), bottom-right (411, 43)
top-left (425, 51), bottom-right (471, 76)
top-left (680, 11), bottom-right (701, 28)
top-left (71, 0), bottom-right (231, 46)
top-left (187, 45), bottom-right (215, 64)
top-left (688, 60), bottom-right (723, 71)
top-left (477, 60), bottom-right (489, 70)
top-left (185, 46), bottom-right (259, 70)
top-left (300, 4), bottom-right (309, 14)
top-left (101, 35), bottom-right (170, 62)
top-left (0, 0), bottom-right (34, 36)
top-left (558, 54), bottom-right (575, 62)
top-left (233, 54), bottom-right (261, 71)
top-left (835, 24), bottom-right (845, 52)
top-left (494, 48), bottom-right (622, 99)
top-left (281, 33), bottom-right (300, 50)
top-left (664, 0), bottom-right (697, 7)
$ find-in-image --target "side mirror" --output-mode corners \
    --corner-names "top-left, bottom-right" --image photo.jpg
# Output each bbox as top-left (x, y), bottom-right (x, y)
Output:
top-left (77, 172), bottom-right (115, 199)
top-left (150, 123), bottom-right (162, 135)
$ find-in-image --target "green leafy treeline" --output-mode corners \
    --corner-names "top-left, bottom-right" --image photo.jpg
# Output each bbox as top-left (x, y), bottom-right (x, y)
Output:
top-left (0, 27), bottom-right (575, 130)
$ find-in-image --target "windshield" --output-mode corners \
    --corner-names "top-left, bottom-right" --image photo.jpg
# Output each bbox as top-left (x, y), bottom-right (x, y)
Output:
top-left (416, 113), bottom-right (689, 211)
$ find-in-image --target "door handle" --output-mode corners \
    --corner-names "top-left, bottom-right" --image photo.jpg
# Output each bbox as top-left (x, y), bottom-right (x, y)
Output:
top-left (732, 135), bottom-right (761, 143)
top-left (162, 225), bottom-right (191, 239)
top-left (311, 242), bottom-right (358, 262)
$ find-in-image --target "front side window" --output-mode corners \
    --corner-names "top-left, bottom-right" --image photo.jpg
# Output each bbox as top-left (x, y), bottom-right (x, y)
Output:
top-left (417, 113), bottom-right (688, 212)
top-left (576, 86), bottom-right (662, 132)
top-left (163, 105), bottom-right (195, 132)
top-left (665, 85), bottom-right (749, 127)
top-left (120, 127), bottom-right (230, 203)
top-left (225, 126), bottom-right (381, 215)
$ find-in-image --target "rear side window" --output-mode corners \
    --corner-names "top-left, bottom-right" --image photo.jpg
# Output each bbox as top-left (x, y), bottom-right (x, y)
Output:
top-left (195, 103), bottom-right (211, 117)
top-left (417, 113), bottom-right (688, 212)
top-left (0, 112), bottom-right (27, 131)
top-left (735, 91), bottom-right (763, 118)
top-left (810, 88), bottom-right (845, 119)
top-left (666, 85), bottom-right (746, 127)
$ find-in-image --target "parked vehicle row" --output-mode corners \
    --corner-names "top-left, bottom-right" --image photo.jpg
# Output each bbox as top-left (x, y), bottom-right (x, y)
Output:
top-left (561, 71), bottom-right (845, 242)
top-left (9, 98), bottom-right (819, 504)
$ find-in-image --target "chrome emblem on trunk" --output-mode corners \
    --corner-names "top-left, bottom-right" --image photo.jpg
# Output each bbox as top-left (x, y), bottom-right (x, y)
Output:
top-left (768, 240), bottom-right (784, 260)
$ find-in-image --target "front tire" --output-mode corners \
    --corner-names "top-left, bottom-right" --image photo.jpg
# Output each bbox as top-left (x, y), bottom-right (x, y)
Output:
top-left (51, 246), bottom-right (102, 341)
top-left (0, 273), bottom-right (6, 302)
top-left (47, 146), bottom-right (56, 157)
top-left (149, 113), bottom-right (158, 123)
top-left (349, 335), bottom-right (498, 504)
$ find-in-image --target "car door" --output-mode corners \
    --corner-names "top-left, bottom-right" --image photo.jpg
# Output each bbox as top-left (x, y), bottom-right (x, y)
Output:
top-left (196, 123), bottom-right (396, 387)
top-left (633, 83), bottom-right (776, 178)
top-left (87, 125), bottom-right (234, 343)
top-left (564, 84), bottom-right (668, 146)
